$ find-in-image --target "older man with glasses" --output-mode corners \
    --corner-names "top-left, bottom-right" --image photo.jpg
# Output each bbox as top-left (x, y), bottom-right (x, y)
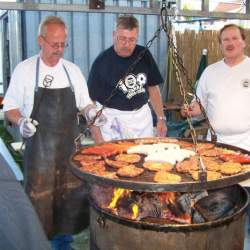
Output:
top-left (3, 16), bottom-right (103, 250)
top-left (88, 15), bottom-right (167, 142)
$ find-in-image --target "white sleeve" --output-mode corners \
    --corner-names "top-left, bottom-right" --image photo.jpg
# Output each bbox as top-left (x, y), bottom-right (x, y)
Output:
top-left (3, 64), bottom-right (25, 112)
top-left (3, 58), bottom-right (36, 117)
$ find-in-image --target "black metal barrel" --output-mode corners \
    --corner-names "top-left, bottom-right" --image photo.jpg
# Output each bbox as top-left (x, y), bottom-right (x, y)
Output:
top-left (90, 185), bottom-right (249, 250)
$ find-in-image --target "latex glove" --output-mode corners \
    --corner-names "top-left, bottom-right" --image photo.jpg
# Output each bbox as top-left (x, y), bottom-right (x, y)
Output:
top-left (18, 117), bottom-right (39, 138)
top-left (84, 105), bottom-right (107, 127)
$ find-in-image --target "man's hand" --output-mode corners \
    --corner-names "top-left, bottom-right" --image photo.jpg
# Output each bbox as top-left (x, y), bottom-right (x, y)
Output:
top-left (84, 104), bottom-right (107, 127)
top-left (18, 118), bottom-right (39, 138)
top-left (156, 118), bottom-right (167, 137)
top-left (180, 101), bottom-right (202, 117)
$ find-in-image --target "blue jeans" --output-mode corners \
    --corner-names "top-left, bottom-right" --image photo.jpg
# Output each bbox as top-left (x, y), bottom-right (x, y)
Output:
top-left (51, 235), bottom-right (73, 250)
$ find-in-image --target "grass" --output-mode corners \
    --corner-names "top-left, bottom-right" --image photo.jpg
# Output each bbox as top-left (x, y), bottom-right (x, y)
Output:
top-left (0, 120), bottom-right (23, 167)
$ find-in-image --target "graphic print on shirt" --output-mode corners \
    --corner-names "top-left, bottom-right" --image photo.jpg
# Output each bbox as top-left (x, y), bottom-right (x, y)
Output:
top-left (43, 74), bottom-right (54, 87)
top-left (118, 73), bottom-right (147, 99)
top-left (241, 78), bottom-right (250, 88)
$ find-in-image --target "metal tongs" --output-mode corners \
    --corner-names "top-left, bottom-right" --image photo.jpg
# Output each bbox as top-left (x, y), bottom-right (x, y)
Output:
top-left (74, 108), bottom-right (104, 151)
top-left (198, 156), bottom-right (207, 182)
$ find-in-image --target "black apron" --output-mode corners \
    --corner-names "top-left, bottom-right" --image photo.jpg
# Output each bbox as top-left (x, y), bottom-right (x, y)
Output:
top-left (23, 58), bottom-right (89, 239)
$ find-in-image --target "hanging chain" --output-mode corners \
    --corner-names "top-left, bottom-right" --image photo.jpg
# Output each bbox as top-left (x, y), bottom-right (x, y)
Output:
top-left (160, 2), bottom-right (211, 182)
top-left (161, 5), bottom-right (198, 147)
top-left (161, 4), bottom-right (217, 145)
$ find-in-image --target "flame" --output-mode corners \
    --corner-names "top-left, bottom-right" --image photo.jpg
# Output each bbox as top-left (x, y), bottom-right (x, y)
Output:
top-left (108, 188), bottom-right (131, 209)
top-left (159, 192), bottom-right (177, 204)
top-left (132, 204), bottom-right (139, 219)
top-left (104, 188), bottom-right (192, 224)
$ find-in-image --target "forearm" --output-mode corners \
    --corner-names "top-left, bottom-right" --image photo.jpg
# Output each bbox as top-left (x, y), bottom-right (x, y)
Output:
top-left (4, 109), bottom-right (23, 125)
top-left (148, 85), bottom-right (165, 119)
top-left (148, 85), bottom-right (167, 137)
top-left (90, 126), bottom-right (104, 144)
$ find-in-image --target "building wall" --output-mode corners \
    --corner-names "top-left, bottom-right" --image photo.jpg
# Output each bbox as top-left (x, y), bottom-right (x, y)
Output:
top-left (21, 7), bottom-right (167, 84)
top-left (0, 2), bottom-right (168, 141)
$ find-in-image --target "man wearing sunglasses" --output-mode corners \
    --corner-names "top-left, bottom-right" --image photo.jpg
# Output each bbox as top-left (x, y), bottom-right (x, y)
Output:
top-left (88, 15), bottom-right (167, 142)
top-left (3, 16), bottom-right (103, 249)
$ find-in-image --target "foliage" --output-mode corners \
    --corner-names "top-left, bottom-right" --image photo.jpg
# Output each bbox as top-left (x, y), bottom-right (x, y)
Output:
top-left (0, 120), bottom-right (23, 168)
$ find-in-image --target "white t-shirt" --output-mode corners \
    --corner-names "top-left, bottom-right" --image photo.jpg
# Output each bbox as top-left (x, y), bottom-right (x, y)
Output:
top-left (3, 54), bottom-right (92, 117)
top-left (196, 57), bottom-right (250, 151)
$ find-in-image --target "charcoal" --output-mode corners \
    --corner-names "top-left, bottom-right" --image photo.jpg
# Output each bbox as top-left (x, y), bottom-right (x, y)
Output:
top-left (177, 191), bottom-right (208, 215)
top-left (116, 206), bottom-right (134, 219)
top-left (192, 210), bottom-right (206, 223)
top-left (136, 195), bottom-right (162, 220)
top-left (194, 191), bottom-right (235, 221)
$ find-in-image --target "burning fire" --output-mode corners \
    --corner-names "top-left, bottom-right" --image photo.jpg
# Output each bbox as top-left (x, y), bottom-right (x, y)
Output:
top-left (108, 188), bottom-right (132, 210)
top-left (132, 204), bottom-right (139, 219)
top-left (91, 185), bottom-right (237, 225)
top-left (106, 187), bottom-right (192, 223)
top-left (108, 188), bottom-right (139, 219)
top-left (159, 192), bottom-right (177, 204)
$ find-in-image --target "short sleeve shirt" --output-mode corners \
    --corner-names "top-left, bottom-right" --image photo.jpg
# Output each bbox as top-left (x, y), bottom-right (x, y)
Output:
top-left (3, 55), bottom-right (92, 117)
top-left (88, 45), bottom-right (163, 111)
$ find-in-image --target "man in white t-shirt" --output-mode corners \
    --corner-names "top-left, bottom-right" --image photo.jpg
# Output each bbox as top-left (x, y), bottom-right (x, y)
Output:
top-left (181, 24), bottom-right (250, 233)
top-left (3, 16), bottom-right (103, 249)
top-left (181, 24), bottom-right (250, 152)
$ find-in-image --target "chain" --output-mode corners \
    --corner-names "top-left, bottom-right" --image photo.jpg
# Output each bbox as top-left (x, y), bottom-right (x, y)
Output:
top-left (161, 4), bottom-right (217, 145)
top-left (161, 7), bottom-right (198, 147)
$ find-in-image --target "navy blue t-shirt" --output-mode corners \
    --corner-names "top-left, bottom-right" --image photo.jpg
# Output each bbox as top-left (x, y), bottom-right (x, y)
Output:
top-left (88, 45), bottom-right (163, 111)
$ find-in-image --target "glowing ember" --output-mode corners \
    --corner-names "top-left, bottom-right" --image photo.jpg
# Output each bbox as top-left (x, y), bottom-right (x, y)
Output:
top-left (159, 192), bottom-right (177, 204)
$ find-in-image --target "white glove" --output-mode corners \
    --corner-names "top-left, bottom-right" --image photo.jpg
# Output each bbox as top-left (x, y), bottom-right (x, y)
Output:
top-left (18, 117), bottom-right (39, 138)
top-left (84, 105), bottom-right (107, 127)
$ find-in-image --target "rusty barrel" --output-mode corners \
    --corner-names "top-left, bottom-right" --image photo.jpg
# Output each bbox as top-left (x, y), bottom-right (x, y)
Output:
top-left (90, 185), bottom-right (249, 250)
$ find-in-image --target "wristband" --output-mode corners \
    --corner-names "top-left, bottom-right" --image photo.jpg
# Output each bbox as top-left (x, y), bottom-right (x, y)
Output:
top-left (157, 116), bottom-right (166, 121)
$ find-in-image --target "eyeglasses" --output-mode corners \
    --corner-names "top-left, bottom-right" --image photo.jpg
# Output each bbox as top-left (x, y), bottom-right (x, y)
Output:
top-left (42, 36), bottom-right (68, 49)
top-left (117, 36), bottom-right (137, 44)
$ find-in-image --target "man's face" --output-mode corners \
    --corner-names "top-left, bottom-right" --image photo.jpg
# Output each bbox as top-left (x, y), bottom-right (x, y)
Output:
top-left (113, 27), bottom-right (138, 57)
top-left (220, 27), bottom-right (246, 61)
top-left (38, 23), bottom-right (67, 66)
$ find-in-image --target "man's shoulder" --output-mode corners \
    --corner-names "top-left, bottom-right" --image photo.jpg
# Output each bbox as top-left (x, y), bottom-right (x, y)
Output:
top-left (19, 55), bottom-right (38, 66)
top-left (14, 55), bottom-right (38, 73)
top-left (243, 56), bottom-right (250, 65)
top-left (205, 60), bottom-right (223, 72)
top-left (90, 47), bottom-right (114, 69)
top-left (133, 45), bottom-right (150, 55)
top-left (135, 44), bottom-right (146, 51)
top-left (61, 58), bottom-right (82, 74)
top-left (61, 58), bottom-right (78, 68)
top-left (95, 46), bottom-right (114, 61)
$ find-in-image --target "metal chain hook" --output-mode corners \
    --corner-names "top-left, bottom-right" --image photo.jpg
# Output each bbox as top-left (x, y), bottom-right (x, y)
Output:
top-left (162, 6), bottom-right (217, 144)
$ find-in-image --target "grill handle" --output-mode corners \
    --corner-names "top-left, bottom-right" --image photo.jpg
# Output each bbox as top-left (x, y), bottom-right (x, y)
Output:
top-left (97, 215), bottom-right (106, 229)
